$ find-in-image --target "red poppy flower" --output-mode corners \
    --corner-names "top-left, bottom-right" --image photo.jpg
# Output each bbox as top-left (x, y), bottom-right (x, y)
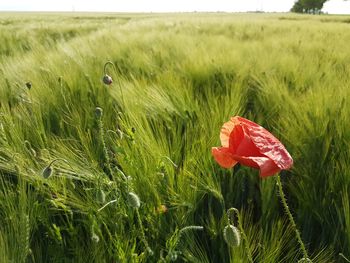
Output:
top-left (212, 116), bottom-right (293, 177)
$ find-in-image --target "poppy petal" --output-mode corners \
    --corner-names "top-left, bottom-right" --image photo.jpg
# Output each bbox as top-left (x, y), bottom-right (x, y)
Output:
top-left (249, 157), bottom-right (281, 177)
top-left (220, 117), bottom-right (240, 148)
top-left (237, 117), bottom-right (293, 170)
top-left (233, 155), bottom-right (281, 177)
top-left (212, 147), bottom-right (238, 168)
top-left (230, 124), bottom-right (262, 157)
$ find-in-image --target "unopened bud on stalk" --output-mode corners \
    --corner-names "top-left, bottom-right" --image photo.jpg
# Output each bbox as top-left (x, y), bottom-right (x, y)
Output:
top-left (91, 232), bottom-right (100, 243)
top-left (42, 166), bottom-right (53, 179)
top-left (95, 107), bottom-right (103, 118)
top-left (223, 225), bottom-right (240, 247)
top-left (41, 158), bottom-right (68, 179)
top-left (127, 192), bottom-right (140, 209)
top-left (25, 82), bottom-right (32, 90)
top-left (96, 189), bottom-right (106, 204)
top-left (102, 74), bottom-right (113, 85)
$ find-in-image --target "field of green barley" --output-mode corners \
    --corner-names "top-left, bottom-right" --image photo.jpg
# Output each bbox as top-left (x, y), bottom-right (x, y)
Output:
top-left (0, 12), bottom-right (350, 263)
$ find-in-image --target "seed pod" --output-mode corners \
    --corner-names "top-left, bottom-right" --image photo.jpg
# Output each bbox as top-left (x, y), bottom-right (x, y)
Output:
top-left (42, 166), bottom-right (53, 178)
top-left (95, 107), bottom-right (103, 118)
top-left (127, 192), bottom-right (140, 209)
top-left (102, 74), bottom-right (113, 85)
top-left (223, 225), bottom-right (240, 247)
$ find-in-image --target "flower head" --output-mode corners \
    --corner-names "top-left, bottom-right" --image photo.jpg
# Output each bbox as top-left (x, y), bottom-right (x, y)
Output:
top-left (212, 116), bottom-right (293, 177)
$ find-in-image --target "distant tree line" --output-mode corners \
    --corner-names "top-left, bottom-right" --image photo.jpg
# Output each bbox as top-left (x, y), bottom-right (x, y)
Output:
top-left (291, 0), bottom-right (327, 13)
top-left (291, 0), bottom-right (349, 13)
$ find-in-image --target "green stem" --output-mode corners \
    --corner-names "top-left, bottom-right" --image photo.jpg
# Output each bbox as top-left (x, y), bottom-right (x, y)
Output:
top-left (136, 209), bottom-right (153, 255)
top-left (103, 61), bottom-right (116, 75)
top-left (227, 208), bottom-right (253, 263)
top-left (98, 117), bottom-right (113, 180)
top-left (276, 174), bottom-right (309, 260)
top-left (339, 253), bottom-right (350, 263)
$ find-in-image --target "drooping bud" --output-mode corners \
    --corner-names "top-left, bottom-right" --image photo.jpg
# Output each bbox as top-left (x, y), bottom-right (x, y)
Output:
top-left (146, 247), bottom-right (154, 256)
top-left (95, 107), bottom-right (103, 118)
top-left (127, 192), bottom-right (140, 209)
top-left (223, 225), bottom-right (240, 247)
top-left (91, 232), bottom-right (100, 243)
top-left (41, 158), bottom-right (67, 179)
top-left (25, 82), bottom-right (32, 90)
top-left (42, 166), bottom-right (53, 179)
top-left (96, 189), bottom-right (106, 204)
top-left (102, 74), bottom-right (113, 85)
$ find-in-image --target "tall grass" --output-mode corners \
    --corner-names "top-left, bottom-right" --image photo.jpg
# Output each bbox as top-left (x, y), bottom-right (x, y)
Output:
top-left (0, 12), bottom-right (349, 262)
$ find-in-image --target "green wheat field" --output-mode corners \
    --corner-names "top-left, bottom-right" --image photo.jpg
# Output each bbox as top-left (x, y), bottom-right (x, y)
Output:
top-left (0, 12), bottom-right (350, 263)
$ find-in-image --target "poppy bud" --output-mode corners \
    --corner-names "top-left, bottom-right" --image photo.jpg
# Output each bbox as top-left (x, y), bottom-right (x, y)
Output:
top-left (102, 74), bottom-right (113, 85)
top-left (96, 189), bottom-right (106, 204)
top-left (146, 247), bottom-right (154, 256)
top-left (169, 252), bottom-right (178, 261)
top-left (42, 166), bottom-right (53, 179)
top-left (95, 107), bottom-right (103, 118)
top-left (25, 82), bottom-right (32, 89)
top-left (223, 225), bottom-right (240, 247)
top-left (91, 232), bottom-right (100, 243)
top-left (127, 192), bottom-right (140, 209)
top-left (41, 158), bottom-right (67, 179)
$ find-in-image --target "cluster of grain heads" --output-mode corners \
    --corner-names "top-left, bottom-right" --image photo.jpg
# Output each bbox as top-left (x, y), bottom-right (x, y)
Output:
top-left (162, 225), bottom-right (204, 262)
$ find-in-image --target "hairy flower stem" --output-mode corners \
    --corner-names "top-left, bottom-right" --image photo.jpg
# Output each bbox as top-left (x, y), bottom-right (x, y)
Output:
top-left (276, 174), bottom-right (309, 260)
top-left (97, 117), bottom-right (113, 180)
top-left (227, 208), bottom-right (253, 263)
top-left (135, 209), bottom-right (153, 255)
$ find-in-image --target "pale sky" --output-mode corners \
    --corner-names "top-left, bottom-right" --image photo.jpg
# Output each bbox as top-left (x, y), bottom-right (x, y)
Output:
top-left (0, 0), bottom-right (350, 14)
